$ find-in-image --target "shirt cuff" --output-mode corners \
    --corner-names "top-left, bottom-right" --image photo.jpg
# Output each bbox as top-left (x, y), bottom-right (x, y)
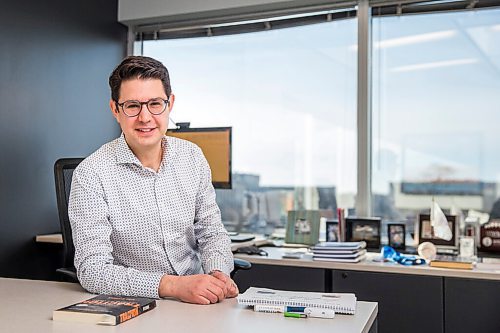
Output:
top-left (130, 270), bottom-right (165, 299)
top-left (203, 257), bottom-right (233, 276)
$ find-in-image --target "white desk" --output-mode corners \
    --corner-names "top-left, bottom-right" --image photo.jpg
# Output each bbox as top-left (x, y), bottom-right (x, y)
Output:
top-left (35, 232), bottom-right (265, 251)
top-left (233, 247), bottom-right (500, 333)
top-left (36, 233), bottom-right (500, 280)
top-left (235, 247), bottom-right (500, 281)
top-left (0, 278), bottom-right (378, 333)
top-left (35, 233), bottom-right (63, 244)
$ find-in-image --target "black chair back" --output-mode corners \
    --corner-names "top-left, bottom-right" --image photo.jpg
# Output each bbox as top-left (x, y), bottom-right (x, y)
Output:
top-left (54, 158), bottom-right (84, 270)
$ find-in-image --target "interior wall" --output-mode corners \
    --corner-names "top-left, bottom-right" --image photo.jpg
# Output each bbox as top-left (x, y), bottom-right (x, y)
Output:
top-left (0, 0), bottom-right (126, 280)
top-left (118, 0), bottom-right (344, 26)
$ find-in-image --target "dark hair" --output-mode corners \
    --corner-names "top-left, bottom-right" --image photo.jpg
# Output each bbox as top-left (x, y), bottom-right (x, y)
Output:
top-left (108, 56), bottom-right (171, 102)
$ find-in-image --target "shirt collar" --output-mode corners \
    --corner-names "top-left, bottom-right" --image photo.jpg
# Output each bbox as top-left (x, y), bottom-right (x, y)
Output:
top-left (115, 133), bottom-right (174, 170)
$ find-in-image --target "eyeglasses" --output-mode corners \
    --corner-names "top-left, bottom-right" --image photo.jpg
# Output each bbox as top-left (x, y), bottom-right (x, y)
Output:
top-left (115, 97), bottom-right (169, 117)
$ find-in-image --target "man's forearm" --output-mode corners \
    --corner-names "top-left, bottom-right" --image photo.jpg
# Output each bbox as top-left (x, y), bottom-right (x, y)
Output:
top-left (77, 261), bottom-right (164, 298)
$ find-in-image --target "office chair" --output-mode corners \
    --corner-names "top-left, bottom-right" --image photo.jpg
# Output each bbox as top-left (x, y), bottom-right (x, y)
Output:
top-left (54, 158), bottom-right (251, 282)
top-left (54, 158), bottom-right (83, 281)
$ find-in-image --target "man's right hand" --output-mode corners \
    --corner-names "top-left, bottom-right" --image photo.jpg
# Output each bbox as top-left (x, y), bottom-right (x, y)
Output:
top-left (158, 274), bottom-right (227, 305)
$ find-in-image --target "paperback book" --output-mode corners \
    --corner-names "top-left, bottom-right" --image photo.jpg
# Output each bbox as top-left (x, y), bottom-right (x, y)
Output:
top-left (312, 241), bottom-right (367, 251)
top-left (313, 254), bottom-right (367, 263)
top-left (313, 249), bottom-right (367, 262)
top-left (429, 255), bottom-right (474, 270)
top-left (53, 294), bottom-right (156, 325)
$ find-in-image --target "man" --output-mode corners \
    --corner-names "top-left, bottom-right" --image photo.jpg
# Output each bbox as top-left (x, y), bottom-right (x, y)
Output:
top-left (69, 56), bottom-right (238, 305)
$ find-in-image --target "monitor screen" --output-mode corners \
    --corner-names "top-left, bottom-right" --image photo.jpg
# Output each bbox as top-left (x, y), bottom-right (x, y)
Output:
top-left (166, 127), bottom-right (232, 189)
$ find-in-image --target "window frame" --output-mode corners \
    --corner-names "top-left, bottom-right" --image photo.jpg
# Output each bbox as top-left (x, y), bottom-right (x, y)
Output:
top-left (130, 0), bottom-right (500, 218)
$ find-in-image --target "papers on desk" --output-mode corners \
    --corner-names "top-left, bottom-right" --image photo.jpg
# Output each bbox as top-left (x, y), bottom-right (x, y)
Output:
top-left (237, 287), bottom-right (357, 314)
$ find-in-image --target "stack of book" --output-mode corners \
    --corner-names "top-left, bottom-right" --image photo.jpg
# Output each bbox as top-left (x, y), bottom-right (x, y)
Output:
top-left (312, 241), bottom-right (367, 263)
top-left (429, 255), bottom-right (474, 270)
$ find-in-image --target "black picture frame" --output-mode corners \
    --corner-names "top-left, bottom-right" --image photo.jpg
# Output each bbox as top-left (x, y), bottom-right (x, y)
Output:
top-left (346, 217), bottom-right (381, 250)
top-left (388, 223), bottom-right (406, 250)
top-left (418, 214), bottom-right (457, 248)
top-left (325, 220), bottom-right (339, 242)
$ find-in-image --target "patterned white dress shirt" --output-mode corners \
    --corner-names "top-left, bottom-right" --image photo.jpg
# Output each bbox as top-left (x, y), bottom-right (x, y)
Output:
top-left (68, 133), bottom-right (234, 298)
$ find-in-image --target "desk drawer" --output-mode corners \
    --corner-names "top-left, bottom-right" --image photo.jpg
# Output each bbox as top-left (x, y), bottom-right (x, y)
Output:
top-left (332, 269), bottom-right (443, 333)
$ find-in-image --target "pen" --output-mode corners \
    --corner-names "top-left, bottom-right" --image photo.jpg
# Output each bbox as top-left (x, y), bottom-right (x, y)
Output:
top-left (286, 306), bottom-right (306, 312)
top-left (284, 306), bottom-right (335, 319)
top-left (284, 312), bottom-right (307, 318)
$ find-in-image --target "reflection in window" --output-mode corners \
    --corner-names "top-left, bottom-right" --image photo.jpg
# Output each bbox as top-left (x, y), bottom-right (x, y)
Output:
top-left (143, 18), bottom-right (357, 234)
top-left (372, 9), bottom-right (500, 236)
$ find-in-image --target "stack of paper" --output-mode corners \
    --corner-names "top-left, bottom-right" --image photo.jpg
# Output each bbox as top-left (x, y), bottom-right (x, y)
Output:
top-left (312, 241), bottom-right (367, 263)
top-left (237, 287), bottom-right (357, 314)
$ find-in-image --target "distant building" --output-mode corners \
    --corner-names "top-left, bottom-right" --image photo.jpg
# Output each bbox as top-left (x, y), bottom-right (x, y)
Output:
top-left (393, 181), bottom-right (496, 213)
top-left (216, 173), bottom-right (337, 233)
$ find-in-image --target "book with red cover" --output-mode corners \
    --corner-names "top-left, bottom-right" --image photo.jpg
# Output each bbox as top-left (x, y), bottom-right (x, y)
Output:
top-left (53, 295), bottom-right (156, 325)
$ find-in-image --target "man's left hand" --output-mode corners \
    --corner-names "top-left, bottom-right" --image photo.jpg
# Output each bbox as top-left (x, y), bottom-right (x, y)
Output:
top-left (209, 271), bottom-right (239, 298)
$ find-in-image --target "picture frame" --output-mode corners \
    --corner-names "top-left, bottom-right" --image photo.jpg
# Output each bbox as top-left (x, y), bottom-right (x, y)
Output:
top-left (388, 223), bottom-right (406, 250)
top-left (325, 220), bottom-right (339, 242)
top-left (418, 214), bottom-right (457, 249)
top-left (345, 217), bottom-right (381, 250)
top-left (285, 210), bottom-right (321, 245)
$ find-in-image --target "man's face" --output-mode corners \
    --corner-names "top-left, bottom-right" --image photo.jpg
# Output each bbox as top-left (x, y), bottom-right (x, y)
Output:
top-left (110, 78), bottom-right (174, 155)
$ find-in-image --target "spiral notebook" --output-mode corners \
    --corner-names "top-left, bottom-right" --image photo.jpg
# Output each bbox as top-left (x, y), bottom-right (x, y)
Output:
top-left (237, 287), bottom-right (357, 314)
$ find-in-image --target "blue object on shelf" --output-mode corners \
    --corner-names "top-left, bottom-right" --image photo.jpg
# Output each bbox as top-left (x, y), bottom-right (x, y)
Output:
top-left (382, 246), bottom-right (426, 266)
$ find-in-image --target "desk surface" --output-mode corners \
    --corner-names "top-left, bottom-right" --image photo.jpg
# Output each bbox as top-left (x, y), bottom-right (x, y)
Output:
top-left (35, 233), bottom-right (63, 244)
top-left (235, 247), bottom-right (500, 281)
top-left (36, 232), bottom-right (500, 280)
top-left (0, 278), bottom-right (377, 333)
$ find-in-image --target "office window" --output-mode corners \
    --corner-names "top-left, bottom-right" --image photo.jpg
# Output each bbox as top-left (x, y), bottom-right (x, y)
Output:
top-left (143, 18), bottom-right (357, 234)
top-left (372, 9), bottom-right (500, 234)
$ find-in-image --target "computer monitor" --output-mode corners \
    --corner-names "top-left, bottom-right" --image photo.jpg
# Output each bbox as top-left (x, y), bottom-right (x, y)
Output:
top-left (166, 127), bottom-right (232, 189)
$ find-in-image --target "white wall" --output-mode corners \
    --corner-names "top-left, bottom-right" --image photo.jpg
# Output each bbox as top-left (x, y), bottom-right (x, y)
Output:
top-left (118, 0), bottom-right (345, 26)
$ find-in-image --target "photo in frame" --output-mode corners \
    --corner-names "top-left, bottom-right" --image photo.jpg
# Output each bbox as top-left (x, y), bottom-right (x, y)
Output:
top-left (418, 214), bottom-right (457, 249)
top-left (285, 210), bottom-right (321, 245)
top-left (345, 217), bottom-right (381, 250)
top-left (388, 223), bottom-right (406, 250)
top-left (325, 220), bottom-right (339, 242)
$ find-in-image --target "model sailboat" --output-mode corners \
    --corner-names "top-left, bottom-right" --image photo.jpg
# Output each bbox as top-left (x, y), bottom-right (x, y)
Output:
top-left (431, 198), bottom-right (452, 241)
